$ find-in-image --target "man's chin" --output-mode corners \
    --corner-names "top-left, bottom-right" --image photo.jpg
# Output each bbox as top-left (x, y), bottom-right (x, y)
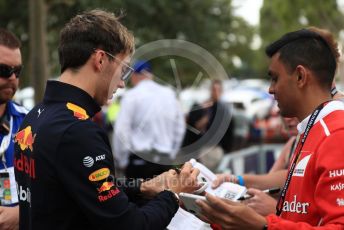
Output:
top-left (0, 99), bottom-right (10, 105)
top-left (0, 94), bottom-right (14, 104)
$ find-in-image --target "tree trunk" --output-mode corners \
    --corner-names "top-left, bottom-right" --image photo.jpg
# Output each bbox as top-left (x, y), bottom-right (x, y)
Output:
top-left (29, 0), bottom-right (49, 104)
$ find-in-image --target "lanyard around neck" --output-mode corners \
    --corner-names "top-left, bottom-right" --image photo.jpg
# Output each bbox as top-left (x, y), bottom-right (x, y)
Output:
top-left (276, 101), bottom-right (328, 216)
top-left (0, 115), bottom-right (13, 169)
top-left (331, 86), bottom-right (338, 97)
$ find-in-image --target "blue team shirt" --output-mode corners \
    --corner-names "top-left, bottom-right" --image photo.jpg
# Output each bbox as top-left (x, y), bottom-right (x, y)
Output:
top-left (0, 101), bottom-right (28, 169)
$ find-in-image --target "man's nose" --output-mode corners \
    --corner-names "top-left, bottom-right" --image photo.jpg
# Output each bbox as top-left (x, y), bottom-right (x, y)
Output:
top-left (118, 80), bottom-right (125, 89)
top-left (8, 72), bottom-right (17, 80)
top-left (268, 85), bottom-right (274, 95)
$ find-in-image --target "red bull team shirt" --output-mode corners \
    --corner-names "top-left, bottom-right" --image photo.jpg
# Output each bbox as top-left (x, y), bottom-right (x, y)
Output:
top-left (14, 80), bottom-right (178, 230)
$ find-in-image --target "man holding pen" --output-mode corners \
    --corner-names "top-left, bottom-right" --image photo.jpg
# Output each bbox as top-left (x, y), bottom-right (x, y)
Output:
top-left (14, 9), bottom-right (200, 230)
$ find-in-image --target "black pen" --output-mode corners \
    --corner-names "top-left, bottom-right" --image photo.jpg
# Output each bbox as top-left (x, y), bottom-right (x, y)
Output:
top-left (238, 187), bottom-right (281, 201)
top-left (173, 167), bottom-right (181, 174)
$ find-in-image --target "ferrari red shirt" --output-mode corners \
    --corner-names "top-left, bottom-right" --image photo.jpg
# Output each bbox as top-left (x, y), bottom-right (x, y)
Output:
top-left (267, 100), bottom-right (344, 229)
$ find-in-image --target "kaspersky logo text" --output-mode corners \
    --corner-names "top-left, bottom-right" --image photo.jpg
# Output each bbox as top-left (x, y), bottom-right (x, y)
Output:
top-left (15, 126), bottom-right (36, 151)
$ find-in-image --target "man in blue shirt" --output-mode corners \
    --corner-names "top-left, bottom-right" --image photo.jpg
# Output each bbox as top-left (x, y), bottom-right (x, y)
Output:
top-left (0, 28), bottom-right (27, 229)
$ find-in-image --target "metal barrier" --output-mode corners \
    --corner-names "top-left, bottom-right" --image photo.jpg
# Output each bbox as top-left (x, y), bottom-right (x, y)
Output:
top-left (216, 143), bottom-right (284, 175)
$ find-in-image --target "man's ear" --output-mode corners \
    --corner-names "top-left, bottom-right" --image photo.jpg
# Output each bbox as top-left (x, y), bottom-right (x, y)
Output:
top-left (93, 50), bottom-right (104, 71)
top-left (295, 65), bottom-right (308, 88)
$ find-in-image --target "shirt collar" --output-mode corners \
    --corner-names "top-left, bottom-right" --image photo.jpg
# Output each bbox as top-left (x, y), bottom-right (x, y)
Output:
top-left (6, 101), bottom-right (25, 117)
top-left (43, 80), bottom-right (101, 117)
top-left (297, 100), bottom-right (344, 134)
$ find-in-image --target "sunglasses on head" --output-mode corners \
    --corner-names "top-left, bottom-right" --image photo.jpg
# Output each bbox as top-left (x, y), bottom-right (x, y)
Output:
top-left (0, 64), bottom-right (23, 79)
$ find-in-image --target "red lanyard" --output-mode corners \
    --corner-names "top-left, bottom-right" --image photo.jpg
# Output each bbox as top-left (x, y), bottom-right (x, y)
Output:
top-left (276, 101), bottom-right (328, 216)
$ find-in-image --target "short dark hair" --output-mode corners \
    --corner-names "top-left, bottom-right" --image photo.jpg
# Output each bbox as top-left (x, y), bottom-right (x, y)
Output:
top-left (265, 28), bottom-right (336, 89)
top-left (58, 9), bottom-right (134, 73)
top-left (0, 28), bottom-right (21, 49)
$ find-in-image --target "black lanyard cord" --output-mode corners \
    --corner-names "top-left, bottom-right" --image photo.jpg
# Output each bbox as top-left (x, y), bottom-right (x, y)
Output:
top-left (276, 101), bottom-right (329, 216)
top-left (331, 86), bottom-right (338, 97)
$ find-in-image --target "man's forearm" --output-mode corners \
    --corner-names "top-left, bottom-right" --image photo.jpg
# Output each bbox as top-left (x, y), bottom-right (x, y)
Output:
top-left (115, 178), bottom-right (143, 200)
top-left (243, 170), bottom-right (287, 190)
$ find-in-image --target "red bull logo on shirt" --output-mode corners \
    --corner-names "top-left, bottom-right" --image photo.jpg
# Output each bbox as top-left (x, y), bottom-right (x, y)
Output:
top-left (18, 184), bottom-right (31, 204)
top-left (88, 168), bottom-right (110, 181)
top-left (98, 188), bottom-right (120, 202)
top-left (15, 126), bottom-right (36, 151)
top-left (14, 153), bottom-right (35, 179)
top-left (97, 181), bottom-right (115, 193)
top-left (66, 103), bottom-right (89, 120)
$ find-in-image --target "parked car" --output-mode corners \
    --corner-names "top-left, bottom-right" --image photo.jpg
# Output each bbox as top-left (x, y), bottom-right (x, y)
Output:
top-left (222, 86), bottom-right (274, 120)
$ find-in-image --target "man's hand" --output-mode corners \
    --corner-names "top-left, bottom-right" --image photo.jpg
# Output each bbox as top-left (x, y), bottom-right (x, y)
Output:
top-left (166, 162), bottom-right (200, 194)
top-left (243, 188), bottom-right (277, 216)
top-left (196, 193), bottom-right (266, 230)
top-left (140, 170), bottom-right (174, 199)
top-left (140, 162), bottom-right (200, 198)
top-left (212, 173), bottom-right (237, 189)
top-left (0, 206), bottom-right (19, 230)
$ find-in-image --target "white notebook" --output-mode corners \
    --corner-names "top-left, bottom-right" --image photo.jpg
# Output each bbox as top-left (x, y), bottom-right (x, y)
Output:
top-left (167, 207), bottom-right (211, 230)
top-left (190, 158), bottom-right (247, 200)
top-left (168, 159), bottom-right (247, 229)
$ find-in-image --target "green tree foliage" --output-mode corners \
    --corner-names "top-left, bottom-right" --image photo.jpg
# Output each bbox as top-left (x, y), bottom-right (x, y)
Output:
top-left (120, 0), bottom-right (255, 84)
top-left (257, 0), bottom-right (344, 77)
top-left (0, 0), bottom-right (256, 89)
top-left (53, 0), bottom-right (256, 85)
top-left (1, 0), bottom-right (344, 91)
top-left (0, 1), bottom-right (29, 85)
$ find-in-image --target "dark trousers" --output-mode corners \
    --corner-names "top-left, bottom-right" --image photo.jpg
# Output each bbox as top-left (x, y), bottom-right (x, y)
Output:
top-left (125, 153), bottom-right (173, 180)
